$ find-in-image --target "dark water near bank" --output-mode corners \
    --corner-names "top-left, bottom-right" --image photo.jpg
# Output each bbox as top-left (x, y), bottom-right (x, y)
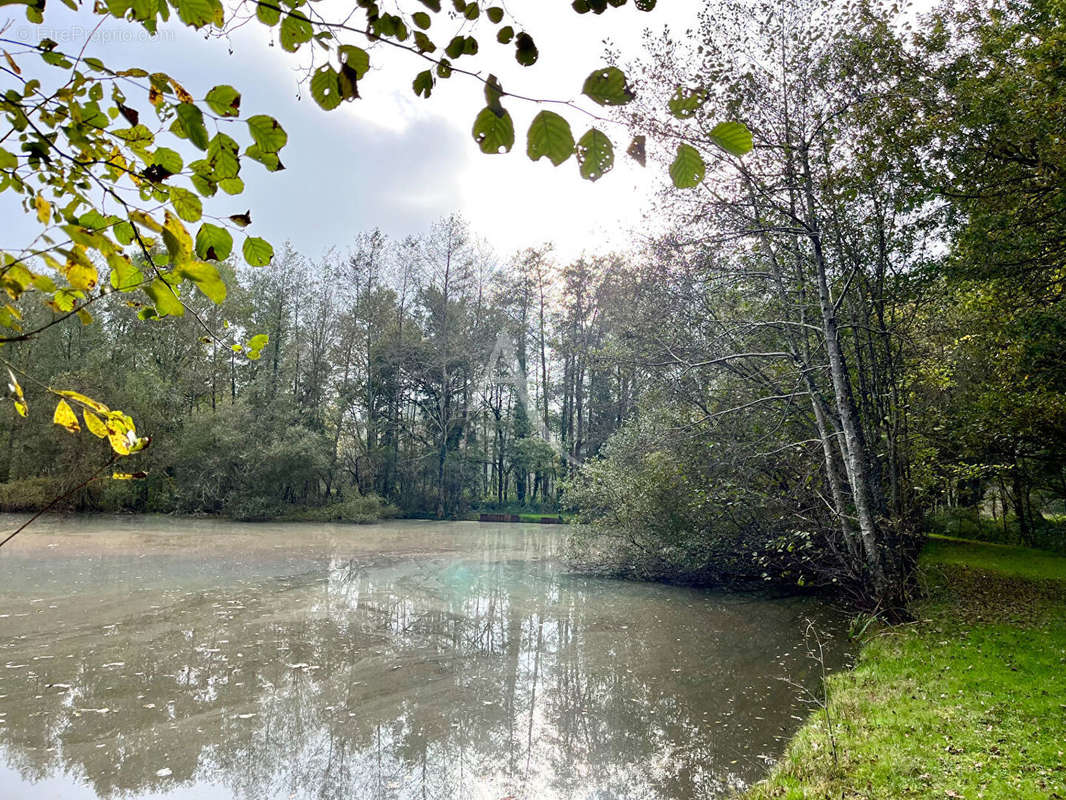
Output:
top-left (0, 516), bottom-right (849, 800)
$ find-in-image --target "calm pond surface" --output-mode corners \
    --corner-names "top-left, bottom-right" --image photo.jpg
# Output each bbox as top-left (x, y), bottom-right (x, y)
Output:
top-left (0, 516), bottom-right (849, 800)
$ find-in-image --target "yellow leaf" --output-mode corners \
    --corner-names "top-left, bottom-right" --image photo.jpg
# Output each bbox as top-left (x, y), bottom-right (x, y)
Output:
top-left (109, 410), bottom-right (135, 430)
top-left (35, 195), bottom-right (51, 225)
top-left (53, 399), bottom-right (80, 433)
top-left (169, 77), bottom-right (194, 105)
top-left (129, 210), bottom-right (162, 232)
top-left (0, 303), bottom-right (21, 331)
top-left (108, 429), bottom-right (131, 455)
top-left (56, 390), bottom-right (110, 414)
top-left (1, 264), bottom-right (33, 300)
top-left (7, 369), bottom-right (27, 418)
top-left (111, 471), bottom-right (148, 480)
top-left (83, 409), bottom-right (108, 438)
top-left (104, 410), bottom-right (142, 455)
top-left (66, 261), bottom-right (99, 292)
top-left (162, 210), bottom-right (193, 261)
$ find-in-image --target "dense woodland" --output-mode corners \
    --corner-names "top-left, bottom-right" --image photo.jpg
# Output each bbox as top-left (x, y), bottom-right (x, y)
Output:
top-left (1, 219), bottom-right (641, 520)
top-left (3, 0), bottom-right (1065, 612)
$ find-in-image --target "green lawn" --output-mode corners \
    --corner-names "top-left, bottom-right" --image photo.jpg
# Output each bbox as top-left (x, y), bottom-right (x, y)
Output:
top-left (746, 536), bottom-right (1066, 799)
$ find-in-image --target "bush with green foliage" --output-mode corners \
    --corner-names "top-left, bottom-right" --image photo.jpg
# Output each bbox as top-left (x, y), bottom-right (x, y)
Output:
top-left (280, 495), bottom-right (399, 524)
top-left (565, 405), bottom-right (838, 591)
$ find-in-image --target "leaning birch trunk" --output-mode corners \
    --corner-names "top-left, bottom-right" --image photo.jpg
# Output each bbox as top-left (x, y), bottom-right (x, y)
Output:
top-left (745, 178), bottom-right (865, 574)
top-left (800, 150), bottom-right (889, 603)
top-left (810, 241), bottom-right (887, 598)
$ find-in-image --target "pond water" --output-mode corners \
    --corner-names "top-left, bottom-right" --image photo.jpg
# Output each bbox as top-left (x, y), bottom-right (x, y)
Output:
top-left (0, 515), bottom-right (849, 800)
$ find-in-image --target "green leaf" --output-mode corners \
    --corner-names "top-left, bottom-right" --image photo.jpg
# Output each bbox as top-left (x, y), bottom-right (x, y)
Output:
top-left (243, 236), bottom-right (274, 267)
top-left (107, 252), bottom-right (142, 290)
top-left (412, 11), bottom-right (431, 28)
top-left (150, 146), bottom-right (183, 176)
top-left (514, 32), bottom-right (538, 66)
top-left (310, 66), bottom-right (342, 110)
top-left (445, 36), bottom-right (465, 59)
top-left (247, 115), bottom-right (287, 153)
top-left (218, 177), bottom-right (244, 195)
top-left (668, 86), bottom-right (705, 119)
top-left (191, 174), bottom-right (217, 197)
top-left (0, 147), bottom-right (17, 169)
top-left (582, 66), bottom-right (634, 106)
top-left (669, 143), bottom-right (705, 188)
top-left (413, 31), bottom-right (436, 53)
top-left (526, 110), bottom-right (574, 166)
top-left (205, 84), bottom-right (241, 117)
top-left (279, 10), bottom-right (313, 52)
top-left (413, 70), bottom-right (434, 98)
top-left (496, 25), bottom-right (514, 44)
top-left (178, 260), bottom-right (226, 303)
top-left (575, 128), bottom-right (613, 181)
top-left (169, 186), bottom-right (202, 222)
top-left (195, 222), bottom-right (233, 260)
top-left (113, 221), bottom-right (136, 246)
top-left (175, 103), bottom-right (209, 151)
top-left (338, 46), bottom-right (370, 79)
top-left (472, 106), bottom-right (514, 154)
top-left (484, 74), bottom-right (504, 114)
top-left (175, 0), bottom-right (223, 29)
top-left (78, 210), bottom-right (107, 230)
top-left (256, 0), bottom-right (280, 25)
top-left (114, 124), bottom-right (155, 149)
top-left (207, 133), bottom-right (240, 178)
top-left (144, 279), bottom-right (184, 317)
top-left (486, 5), bottom-right (503, 23)
top-left (709, 121), bottom-right (753, 156)
top-left (246, 144), bottom-right (284, 172)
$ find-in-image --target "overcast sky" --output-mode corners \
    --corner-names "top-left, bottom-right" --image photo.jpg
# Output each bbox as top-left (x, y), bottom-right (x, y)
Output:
top-left (2, 1), bottom-right (713, 264)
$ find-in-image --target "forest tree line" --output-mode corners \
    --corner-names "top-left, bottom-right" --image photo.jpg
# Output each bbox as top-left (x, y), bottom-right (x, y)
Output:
top-left (1, 217), bottom-right (641, 521)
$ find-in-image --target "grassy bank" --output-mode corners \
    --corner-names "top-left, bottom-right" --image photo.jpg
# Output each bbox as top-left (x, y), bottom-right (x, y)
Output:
top-left (747, 536), bottom-right (1066, 799)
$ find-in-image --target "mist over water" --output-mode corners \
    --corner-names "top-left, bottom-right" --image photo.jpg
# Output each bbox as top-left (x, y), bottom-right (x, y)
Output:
top-left (0, 516), bottom-right (848, 800)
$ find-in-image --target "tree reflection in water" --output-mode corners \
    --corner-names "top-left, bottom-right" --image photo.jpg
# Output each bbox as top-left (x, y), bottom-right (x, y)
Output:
top-left (0, 520), bottom-right (848, 800)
